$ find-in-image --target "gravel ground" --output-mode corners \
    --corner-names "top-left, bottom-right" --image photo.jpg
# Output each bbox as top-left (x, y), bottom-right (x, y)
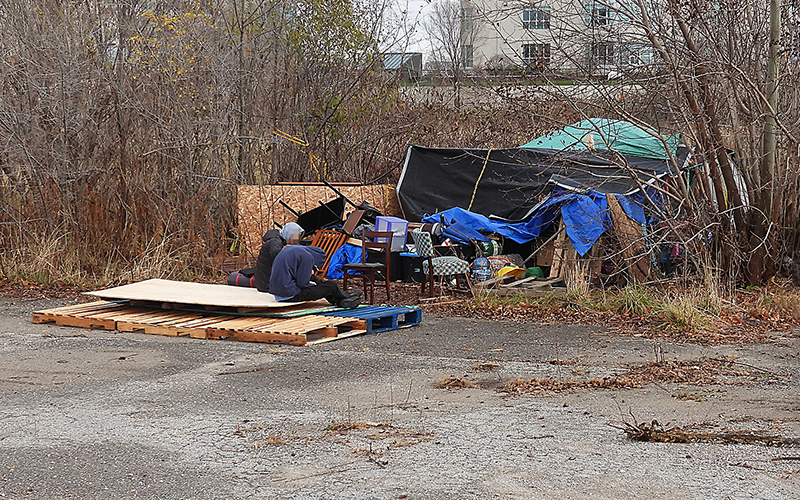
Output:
top-left (0, 296), bottom-right (798, 499)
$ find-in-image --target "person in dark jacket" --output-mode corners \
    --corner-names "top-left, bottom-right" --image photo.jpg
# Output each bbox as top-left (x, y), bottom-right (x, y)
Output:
top-left (227, 222), bottom-right (304, 290)
top-left (270, 245), bottom-right (361, 308)
top-left (253, 222), bottom-right (303, 292)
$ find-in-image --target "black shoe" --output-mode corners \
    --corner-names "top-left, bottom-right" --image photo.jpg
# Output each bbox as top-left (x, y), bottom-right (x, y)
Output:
top-left (338, 290), bottom-right (362, 309)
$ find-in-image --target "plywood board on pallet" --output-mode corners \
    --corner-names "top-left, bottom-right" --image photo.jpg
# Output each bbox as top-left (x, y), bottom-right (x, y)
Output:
top-left (85, 279), bottom-right (304, 309)
top-left (33, 301), bottom-right (417, 346)
top-left (237, 184), bottom-right (402, 254)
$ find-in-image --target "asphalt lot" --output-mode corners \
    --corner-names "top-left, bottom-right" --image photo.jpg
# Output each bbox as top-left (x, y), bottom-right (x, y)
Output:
top-left (0, 296), bottom-right (798, 499)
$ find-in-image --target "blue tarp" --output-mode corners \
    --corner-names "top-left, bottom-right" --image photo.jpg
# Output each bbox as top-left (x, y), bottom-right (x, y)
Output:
top-left (422, 208), bottom-right (535, 245)
top-left (421, 193), bottom-right (616, 257)
top-left (325, 244), bottom-right (363, 280)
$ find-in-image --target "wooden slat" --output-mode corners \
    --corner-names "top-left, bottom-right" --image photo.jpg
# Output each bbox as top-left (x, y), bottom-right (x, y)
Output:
top-left (32, 301), bottom-right (127, 324)
top-left (606, 194), bottom-right (650, 283)
top-left (315, 327), bottom-right (339, 338)
top-left (550, 220), bottom-right (577, 280)
top-left (306, 329), bottom-right (368, 345)
top-left (54, 315), bottom-right (116, 331)
top-left (204, 328), bottom-right (308, 346)
top-left (499, 276), bottom-right (540, 288)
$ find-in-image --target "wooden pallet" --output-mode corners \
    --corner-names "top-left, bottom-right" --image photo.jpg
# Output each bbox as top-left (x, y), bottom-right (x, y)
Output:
top-left (32, 301), bottom-right (371, 346)
top-left (320, 306), bottom-right (422, 334)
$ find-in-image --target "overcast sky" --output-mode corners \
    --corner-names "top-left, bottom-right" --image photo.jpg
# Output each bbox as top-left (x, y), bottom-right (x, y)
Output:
top-left (388, 0), bottom-right (432, 55)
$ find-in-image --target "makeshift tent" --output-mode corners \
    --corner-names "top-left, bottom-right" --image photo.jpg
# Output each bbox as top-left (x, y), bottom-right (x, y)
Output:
top-left (396, 120), bottom-right (690, 258)
top-left (521, 118), bottom-right (680, 161)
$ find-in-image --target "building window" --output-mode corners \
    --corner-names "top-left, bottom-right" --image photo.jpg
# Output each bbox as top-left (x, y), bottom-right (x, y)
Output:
top-left (461, 7), bottom-right (474, 33)
top-left (585, 1), bottom-right (613, 26)
top-left (523, 7), bottom-right (550, 30)
top-left (622, 44), bottom-right (655, 66)
top-left (461, 44), bottom-right (474, 68)
top-left (590, 42), bottom-right (615, 66)
top-left (522, 43), bottom-right (551, 69)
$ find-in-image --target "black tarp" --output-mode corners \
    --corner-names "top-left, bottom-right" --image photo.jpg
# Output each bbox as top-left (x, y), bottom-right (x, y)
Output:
top-left (396, 146), bottom-right (686, 222)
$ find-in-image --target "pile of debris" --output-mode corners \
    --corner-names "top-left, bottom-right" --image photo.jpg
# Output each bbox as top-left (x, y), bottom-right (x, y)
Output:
top-left (231, 119), bottom-right (696, 296)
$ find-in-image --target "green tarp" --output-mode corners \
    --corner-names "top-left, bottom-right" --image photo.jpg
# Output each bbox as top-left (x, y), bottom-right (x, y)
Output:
top-left (521, 118), bottom-right (680, 161)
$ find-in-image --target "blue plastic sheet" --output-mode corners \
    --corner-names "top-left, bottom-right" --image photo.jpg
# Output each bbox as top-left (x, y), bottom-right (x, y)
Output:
top-left (325, 244), bottom-right (363, 280)
top-left (421, 208), bottom-right (538, 245)
top-left (560, 192), bottom-right (611, 255)
top-left (419, 187), bottom-right (660, 257)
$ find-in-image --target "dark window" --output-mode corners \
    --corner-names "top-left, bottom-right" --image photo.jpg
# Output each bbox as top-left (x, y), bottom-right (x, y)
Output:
top-left (522, 43), bottom-right (551, 68)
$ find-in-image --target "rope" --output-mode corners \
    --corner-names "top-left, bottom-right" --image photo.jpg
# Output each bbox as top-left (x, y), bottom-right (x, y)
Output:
top-left (467, 148), bottom-right (493, 211)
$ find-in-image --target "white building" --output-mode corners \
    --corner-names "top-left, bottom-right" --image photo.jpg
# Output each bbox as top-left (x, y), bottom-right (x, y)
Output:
top-left (460, 1), bottom-right (657, 77)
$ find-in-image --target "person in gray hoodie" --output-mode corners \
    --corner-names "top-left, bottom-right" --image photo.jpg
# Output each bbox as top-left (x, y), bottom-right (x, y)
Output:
top-left (269, 244), bottom-right (361, 308)
top-left (253, 222), bottom-right (304, 292)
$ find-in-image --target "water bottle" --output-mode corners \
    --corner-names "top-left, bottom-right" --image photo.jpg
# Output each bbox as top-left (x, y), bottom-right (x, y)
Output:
top-left (472, 257), bottom-right (490, 282)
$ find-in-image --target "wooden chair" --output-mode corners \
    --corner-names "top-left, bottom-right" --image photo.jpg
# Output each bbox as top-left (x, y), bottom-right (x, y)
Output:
top-left (342, 230), bottom-right (393, 304)
top-left (410, 229), bottom-right (471, 297)
top-left (310, 229), bottom-right (348, 278)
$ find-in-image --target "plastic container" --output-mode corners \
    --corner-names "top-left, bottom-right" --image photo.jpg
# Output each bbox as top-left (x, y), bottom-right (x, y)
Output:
top-left (472, 257), bottom-right (491, 281)
top-left (478, 240), bottom-right (502, 257)
top-left (374, 216), bottom-right (409, 252)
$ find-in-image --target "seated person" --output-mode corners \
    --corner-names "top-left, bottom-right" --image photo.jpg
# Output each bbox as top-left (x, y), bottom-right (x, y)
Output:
top-left (254, 222), bottom-right (303, 292)
top-left (269, 245), bottom-right (362, 308)
top-left (226, 222), bottom-right (303, 290)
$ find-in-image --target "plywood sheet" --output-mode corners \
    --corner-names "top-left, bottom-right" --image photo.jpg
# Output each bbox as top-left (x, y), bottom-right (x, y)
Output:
top-left (85, 279), bottom-right (304, 308)
top-left (237, 184), bottom-right (402, 254)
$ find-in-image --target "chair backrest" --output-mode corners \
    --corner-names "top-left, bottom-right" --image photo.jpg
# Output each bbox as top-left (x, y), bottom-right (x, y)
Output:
top-left (310, 229), bottom-right (347, 277)
top-left (410, 230), bottom-right (435, 258)
top-left (362, 230), bottom-right (393, 267)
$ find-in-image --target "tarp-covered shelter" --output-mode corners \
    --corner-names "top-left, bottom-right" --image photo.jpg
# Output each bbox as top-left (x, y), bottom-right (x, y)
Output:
top-left (521, 118), bottom-right (681, 160)
top-left (396, 119), bottom-right (690, 257)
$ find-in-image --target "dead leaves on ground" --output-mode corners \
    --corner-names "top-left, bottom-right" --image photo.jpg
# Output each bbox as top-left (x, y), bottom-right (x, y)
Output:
top-left (436, 377), bottom-right (477, 389)
top-left (609, 419), bottom-right (800, 447)
top-left (498, 357), bottom-right (778, 396)
top-left (424, 285), bottom-right (800, 346)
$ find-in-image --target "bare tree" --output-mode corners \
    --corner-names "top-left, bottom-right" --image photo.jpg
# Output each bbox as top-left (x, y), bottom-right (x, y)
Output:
top-left (424, 0), bottom-right (483, 107)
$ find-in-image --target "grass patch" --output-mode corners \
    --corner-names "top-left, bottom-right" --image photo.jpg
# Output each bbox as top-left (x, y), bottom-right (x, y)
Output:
top-left (659, 294), bottom-right (714, 332)
top-left (757, 288), bottom-right (800, 320)
top-left (614, 285), bottom-right (659, 315)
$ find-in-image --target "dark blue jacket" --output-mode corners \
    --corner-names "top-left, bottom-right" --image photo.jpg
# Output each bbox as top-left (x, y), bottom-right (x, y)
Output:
top-left (269, 246), bottom-right (327, 299)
